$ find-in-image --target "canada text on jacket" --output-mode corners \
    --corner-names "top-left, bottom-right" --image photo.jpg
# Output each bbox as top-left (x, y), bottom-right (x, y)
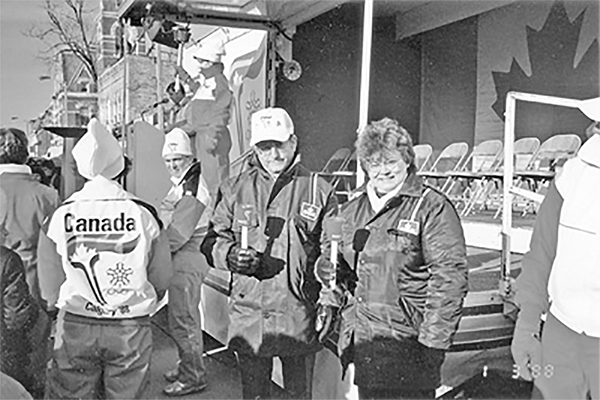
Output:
top-left (65, 212), bottom-right (136, 233)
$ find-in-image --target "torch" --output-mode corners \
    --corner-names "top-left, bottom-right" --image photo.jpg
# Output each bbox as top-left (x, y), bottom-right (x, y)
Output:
top-left (326, 217), bottom-right (344, 290)
top-left (239, 205), bottom-right (254, 249)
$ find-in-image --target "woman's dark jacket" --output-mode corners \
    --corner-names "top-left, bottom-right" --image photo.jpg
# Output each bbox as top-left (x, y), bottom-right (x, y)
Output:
top-left (323, 172), bottom-right (468, 389)
top-left (0, 246), bottom-right (41, 387)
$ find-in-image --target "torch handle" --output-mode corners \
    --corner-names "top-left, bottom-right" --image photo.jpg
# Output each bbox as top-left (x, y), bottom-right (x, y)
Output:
top-left (329, 240), bottom-right (338, 290)
top-left (241, 226), bottom-right (248, 249)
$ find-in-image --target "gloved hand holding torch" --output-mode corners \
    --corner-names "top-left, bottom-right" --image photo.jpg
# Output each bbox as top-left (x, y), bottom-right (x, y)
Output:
top-left (314, 217), bottom-right (344, 341)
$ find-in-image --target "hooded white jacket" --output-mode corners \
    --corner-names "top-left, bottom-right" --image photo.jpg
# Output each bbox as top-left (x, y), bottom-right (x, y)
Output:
top-left (549, 133), bottom-right (600, 336)
top-left (38, 177), bottom-right (172, 319)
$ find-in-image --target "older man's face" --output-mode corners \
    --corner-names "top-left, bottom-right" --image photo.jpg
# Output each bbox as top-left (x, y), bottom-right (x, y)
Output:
top-left (163, 154), bottom-right (193, 180)
top-left (254, 136), bottom-right (297, 177)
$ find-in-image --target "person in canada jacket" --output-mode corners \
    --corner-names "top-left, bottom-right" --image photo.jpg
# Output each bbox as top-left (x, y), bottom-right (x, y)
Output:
top-left (315, 118), bottom-right (468, 400)
top-left (37, 119), bottom-right (172, 399)
top-left (201, 107), bottom-right (337, 399)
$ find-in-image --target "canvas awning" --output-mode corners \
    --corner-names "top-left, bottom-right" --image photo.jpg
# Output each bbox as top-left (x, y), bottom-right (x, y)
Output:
top-left (117, 0), bottom-right (348, 31)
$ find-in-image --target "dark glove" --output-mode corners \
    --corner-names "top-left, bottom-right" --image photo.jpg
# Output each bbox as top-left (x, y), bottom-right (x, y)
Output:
top-left (252, 254), bottom-right (285, 280)
top-left (226, 245), bottom-right (260, 275)
top-left (315, 304), bottom-right (336, 342)
top-left (511, 318), bottom-right (542, 381)
top-left (337, 257), bottom-right (358, 294)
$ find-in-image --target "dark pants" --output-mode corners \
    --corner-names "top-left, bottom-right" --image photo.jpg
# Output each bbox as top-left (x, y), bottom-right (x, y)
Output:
top-left (46, 312), bottom-right (152, 399)
top-left (358, 386), bottom-right (435, 399)
top-left (237, 352), bottom-right (316, 399)
top-left (168, 271), bottom-right (206, 385)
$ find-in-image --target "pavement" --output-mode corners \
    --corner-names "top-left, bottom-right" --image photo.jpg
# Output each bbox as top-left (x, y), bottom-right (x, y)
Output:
top-left (144, 307), bottom-right (243, 400)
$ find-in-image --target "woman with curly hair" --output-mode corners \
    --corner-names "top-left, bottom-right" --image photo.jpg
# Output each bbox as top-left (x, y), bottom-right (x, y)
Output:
top-left (315, 118), bottom-right (468, 399)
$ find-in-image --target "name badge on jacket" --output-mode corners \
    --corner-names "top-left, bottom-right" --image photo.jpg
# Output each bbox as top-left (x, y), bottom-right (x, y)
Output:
top-left (397, 219), bottom-right (420, 236)
top-left (300, 202), bottom-right (321, 222)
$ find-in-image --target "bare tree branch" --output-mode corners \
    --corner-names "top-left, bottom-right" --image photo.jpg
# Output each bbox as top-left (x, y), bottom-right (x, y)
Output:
top-left (25, 0), bottom-right (99, 83)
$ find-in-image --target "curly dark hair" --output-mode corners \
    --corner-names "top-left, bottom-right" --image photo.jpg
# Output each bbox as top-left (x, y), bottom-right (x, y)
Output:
top-left (355, 118), bottom-right (415, 170)
top-left (0, 128), bottom-right (29, 164)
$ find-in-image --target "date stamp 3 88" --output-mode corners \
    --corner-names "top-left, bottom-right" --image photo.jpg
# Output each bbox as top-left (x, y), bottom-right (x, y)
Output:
top-left (512, 363), bottom-right (554, 379)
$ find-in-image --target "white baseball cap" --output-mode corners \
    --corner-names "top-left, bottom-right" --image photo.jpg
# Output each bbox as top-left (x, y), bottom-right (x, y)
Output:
top-left (72, 119), bottom-right (124, 180)
top-left (578, 97), bottom-right (600, 122)
top-left (162, 128), bottom-right (193, 157)
top-left (250, 108), bottom-right (294, 147)
top-left (190, 41), bottom-right (225, 63)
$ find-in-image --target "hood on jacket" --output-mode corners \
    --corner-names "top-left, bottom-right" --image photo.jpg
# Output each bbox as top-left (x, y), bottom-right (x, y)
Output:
top-left (577, 133), bottom-right (600, 168)
top-left (72, 119), bottom-right (124, 180)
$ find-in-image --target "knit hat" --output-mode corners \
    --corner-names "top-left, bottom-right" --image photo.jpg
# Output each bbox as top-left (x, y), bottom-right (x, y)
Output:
top-left (579, 97), bottom-right (600, 122)
top-left (250, 108), bottom-right (294, 147)
top-left (162, 128), bottom-right (193, 157)
top-left (72, 119), bottom-right (124, 180)
top-left (190, 41), bottom-right (225, 63)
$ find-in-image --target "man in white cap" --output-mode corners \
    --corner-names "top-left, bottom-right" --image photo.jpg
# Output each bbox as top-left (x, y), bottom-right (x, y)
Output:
top-left (511, 98), bottom-right (600, 400)
top-left (160, 128), bottom-right (211, 396)
top-left (201, 107), bottom-right (337, 399)
top-left (174, 40), bottom-right (232, 199)
top-left (37, 119), bottom-right (173, 399)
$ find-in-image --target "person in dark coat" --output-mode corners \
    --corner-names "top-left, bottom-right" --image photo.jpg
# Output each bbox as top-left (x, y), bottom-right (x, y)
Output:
top-left (38, 119), bottom-right (173, 400)
top-left (315, 118), bottom-right (468, 399)
top-left (201, 107), bottom-right (337, 399)
top-left (0, 245), bottom-right (49, 399)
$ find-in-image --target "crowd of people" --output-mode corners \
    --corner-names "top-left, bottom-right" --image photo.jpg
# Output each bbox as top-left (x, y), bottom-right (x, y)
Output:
top-left (1, 63), bottom-right (599, 400)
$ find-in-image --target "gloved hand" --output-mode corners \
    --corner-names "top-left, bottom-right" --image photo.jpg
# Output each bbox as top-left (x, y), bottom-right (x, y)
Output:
top-left (314, 256), bottom-right (336, 287)
top-left (252, 254), bottom-right (285, 280)
top-left (226, 245), bottom-right (260, 275)
top-left (315, 285), bottom-right (344, 342)
top-left (315, 304), bottom-right (336, 342)
top-left (337, 258), bottom-right (358, 294)
top-left (174, 65), bottom-right (191, 81)
top-left (511, 319), bottom-right (542, 381)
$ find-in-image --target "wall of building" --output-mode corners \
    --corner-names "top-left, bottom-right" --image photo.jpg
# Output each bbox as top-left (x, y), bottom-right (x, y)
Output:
top-left (280, 0), bottom-right (598, 166)
top-left (419, 16), bottom-right (479, 151)
top-left (475, 0), bottom-right (599, 144)
top-left (277, 2), bottom-right (422, 171)
top-left (98, 53), bottom-right (176, 130)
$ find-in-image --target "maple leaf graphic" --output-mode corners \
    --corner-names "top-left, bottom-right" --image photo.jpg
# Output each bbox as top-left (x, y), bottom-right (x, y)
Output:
top-left (492, 1), bottom-right (598, 138)
top-left (71, 245), bottom-right (99, 266)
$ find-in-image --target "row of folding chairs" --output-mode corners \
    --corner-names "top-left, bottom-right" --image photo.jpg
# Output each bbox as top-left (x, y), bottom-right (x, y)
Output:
top-left (418, 133), bottom-right (582, 217)
top-left (316, 133), bottom-right (581, 211)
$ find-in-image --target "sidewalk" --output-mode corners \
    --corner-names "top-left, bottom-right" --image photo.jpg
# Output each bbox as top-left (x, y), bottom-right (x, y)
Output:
top-left (144, 308), bottom-right (242, 400)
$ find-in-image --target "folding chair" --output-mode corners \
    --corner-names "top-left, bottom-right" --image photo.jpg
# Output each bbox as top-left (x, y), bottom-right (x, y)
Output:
top-left (315, 149), bottom-right (356, 204)
top-left (512, 133), bottom-right (581, 215)
top-left (443, 140), bottom-right (503, 211)
top-left (319, 148), bottom-right (352, 177)
top-left (487, 134), bottom-right (581, 218)
top-left (413, 144), bottom-right (433, 172)
top-left (418, 142), bottom-right (469, 190)
top-left (463, 137), bottom-right (540, 216)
